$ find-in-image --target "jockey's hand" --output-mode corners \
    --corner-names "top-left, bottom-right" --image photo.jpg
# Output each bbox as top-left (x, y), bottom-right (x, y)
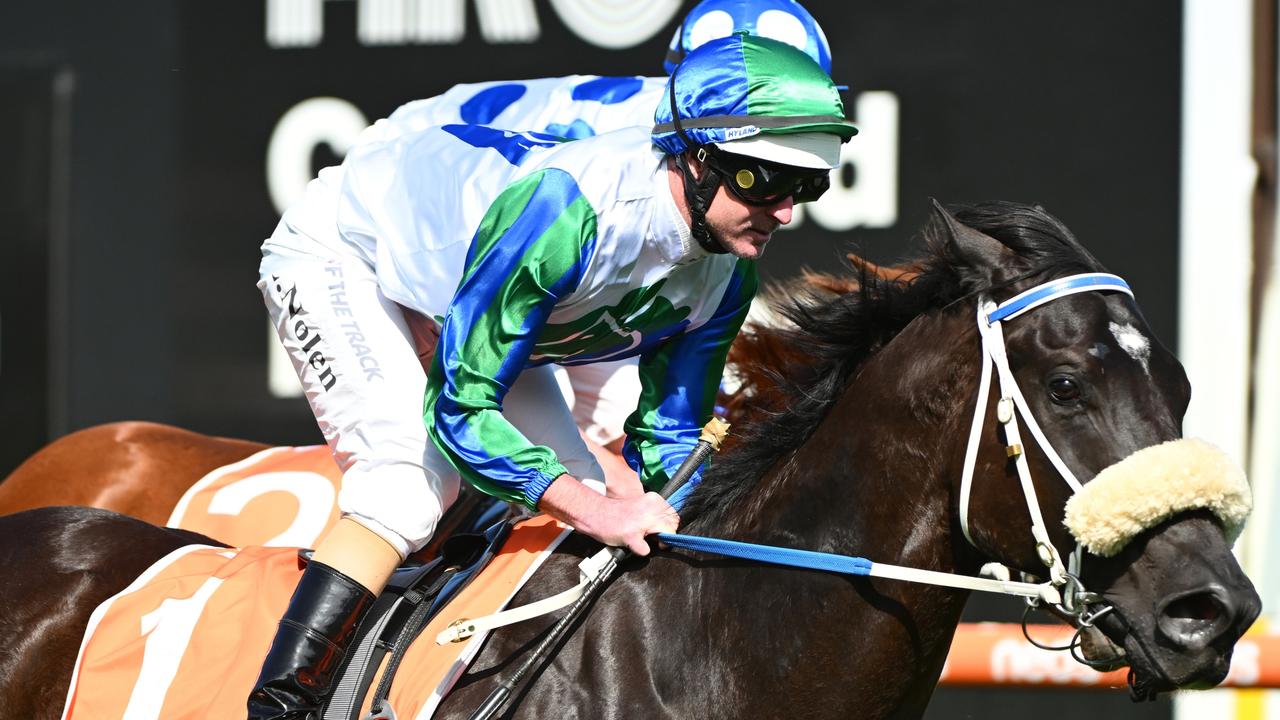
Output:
top-left (539, 474), bottom-right (679, 556)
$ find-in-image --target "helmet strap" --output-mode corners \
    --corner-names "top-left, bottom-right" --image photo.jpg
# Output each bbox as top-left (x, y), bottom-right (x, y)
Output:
top-left (675, 149), bottom-right (729, 254)
top-left (668, 74), bottom-right (729, 254)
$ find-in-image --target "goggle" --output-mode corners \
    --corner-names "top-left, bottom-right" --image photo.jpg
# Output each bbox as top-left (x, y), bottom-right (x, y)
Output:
top-left (698, 148), bottom-right (832, 206)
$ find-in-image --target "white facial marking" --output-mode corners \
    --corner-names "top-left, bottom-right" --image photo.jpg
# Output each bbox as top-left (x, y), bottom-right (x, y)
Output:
top-left (1108, 322), bottom-right (1151, 374)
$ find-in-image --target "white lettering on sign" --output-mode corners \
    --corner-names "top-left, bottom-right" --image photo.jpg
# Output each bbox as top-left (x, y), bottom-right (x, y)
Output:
top-left (990, 637), bottom-right (1104, 685)
top-left (356, 0), bottom-right (540, 46)
top-left (804, 91), bottom-right (900, 231)
top-left (547, 0), bottom-right (682, 49)
top-left (266, 0), bottom-right (324, 48)
top-left (266, 0), bottom-right (677, 48)
top-left (266, 97), bottom-right (368, 215)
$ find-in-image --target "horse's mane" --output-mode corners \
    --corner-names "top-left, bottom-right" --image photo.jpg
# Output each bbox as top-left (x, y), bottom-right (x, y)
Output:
top-left (683, 201), bottom-right (1106, 527)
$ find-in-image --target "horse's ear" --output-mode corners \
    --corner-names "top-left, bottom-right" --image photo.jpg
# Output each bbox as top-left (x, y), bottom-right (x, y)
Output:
top-left (930, 199), bottom-right (1019, 286)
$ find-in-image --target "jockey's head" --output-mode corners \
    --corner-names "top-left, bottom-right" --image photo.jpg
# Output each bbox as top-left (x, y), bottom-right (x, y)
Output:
top-left (652, 34), bottom-right (857, 256)
top-left (663, 0), bottom-right (832, 75)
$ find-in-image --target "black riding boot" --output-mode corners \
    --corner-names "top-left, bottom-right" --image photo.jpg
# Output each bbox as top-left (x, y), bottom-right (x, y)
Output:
top-left (246, 560), bottom-right (376, 720)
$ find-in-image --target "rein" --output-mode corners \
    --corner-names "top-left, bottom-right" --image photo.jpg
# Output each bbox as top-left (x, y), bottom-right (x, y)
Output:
top-left (653, 532), bottom-right (1061, 603)
top-left (661, 273), bottom-right (1133, 616)
top-left (460, 421), bottom-right (730, 720)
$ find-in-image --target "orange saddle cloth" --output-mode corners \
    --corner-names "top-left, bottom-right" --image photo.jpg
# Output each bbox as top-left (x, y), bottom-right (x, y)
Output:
top-left (60, 515), bottom-right (571, 720)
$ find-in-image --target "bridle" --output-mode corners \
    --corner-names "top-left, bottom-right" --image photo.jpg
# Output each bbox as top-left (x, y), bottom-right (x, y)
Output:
top-left (957, 272), bottom-right (1132, 629)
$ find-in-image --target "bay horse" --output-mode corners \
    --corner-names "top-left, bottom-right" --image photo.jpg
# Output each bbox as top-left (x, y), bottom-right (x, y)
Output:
top-left (0, 201), bottom-right (1260, 719)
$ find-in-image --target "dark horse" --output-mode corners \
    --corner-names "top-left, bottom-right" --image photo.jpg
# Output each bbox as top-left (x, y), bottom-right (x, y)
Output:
top-left (0, 202), bottom-right (1260, 719)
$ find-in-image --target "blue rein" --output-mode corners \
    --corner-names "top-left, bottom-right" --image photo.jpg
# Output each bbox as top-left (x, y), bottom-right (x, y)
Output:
top-left (651, 272), bottom-right (1135, 597)
top-left (660, 478), bottom-right (880, 578)
top-left (656, 532), bottom-right (874, 576)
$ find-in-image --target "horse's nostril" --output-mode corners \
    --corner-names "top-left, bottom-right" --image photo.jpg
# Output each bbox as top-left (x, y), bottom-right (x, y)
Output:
top-left (1157, 588), bottom-right (1232, 651)
top-left (1166, 594), bottom-right (1222, 622)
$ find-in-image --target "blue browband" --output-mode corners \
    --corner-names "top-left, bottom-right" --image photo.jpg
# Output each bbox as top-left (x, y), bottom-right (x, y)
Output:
top-left (987, 273), bottom-right (1132, 324)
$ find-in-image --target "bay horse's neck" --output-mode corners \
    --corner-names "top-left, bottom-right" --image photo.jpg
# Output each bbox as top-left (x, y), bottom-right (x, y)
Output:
top-left (685, 307), bottom-right (984, 716)
top-left (712, 308), bottom-right (978, 565)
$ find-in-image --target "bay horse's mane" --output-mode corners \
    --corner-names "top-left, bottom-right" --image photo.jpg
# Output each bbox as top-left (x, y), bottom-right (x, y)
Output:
top-left (685, 201), bottom-right (1106, 530)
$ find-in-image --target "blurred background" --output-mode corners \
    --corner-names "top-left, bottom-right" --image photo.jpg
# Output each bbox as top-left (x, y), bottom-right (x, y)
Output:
top-left (0, 0), bottom-right (1275, 716)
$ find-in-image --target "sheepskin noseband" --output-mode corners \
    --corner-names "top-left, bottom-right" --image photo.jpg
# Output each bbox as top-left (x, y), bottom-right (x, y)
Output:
top-left (1063, 438), bottom-right (1251, 557)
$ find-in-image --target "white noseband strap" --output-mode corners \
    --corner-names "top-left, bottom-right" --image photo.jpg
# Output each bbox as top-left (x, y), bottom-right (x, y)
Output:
top-left (1063, 438), bottom-right (1252, 557)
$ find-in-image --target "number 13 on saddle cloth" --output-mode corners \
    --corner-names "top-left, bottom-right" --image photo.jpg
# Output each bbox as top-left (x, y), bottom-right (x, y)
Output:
top-left (60, 515), bottom-right (571, 720)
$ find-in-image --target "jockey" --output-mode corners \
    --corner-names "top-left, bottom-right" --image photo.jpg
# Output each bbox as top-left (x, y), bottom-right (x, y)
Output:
top-left (249, 32), bottom-right (855, 720)
top-left (311, 0), bottom-right (836, 477)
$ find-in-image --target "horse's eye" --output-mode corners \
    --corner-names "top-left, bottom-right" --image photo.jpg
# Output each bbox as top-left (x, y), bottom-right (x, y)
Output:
top-left (1048, 375), bottom-right (1081, 404)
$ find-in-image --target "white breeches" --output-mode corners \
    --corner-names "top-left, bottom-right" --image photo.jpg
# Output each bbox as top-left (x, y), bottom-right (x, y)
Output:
top-left (259, 237), bottom-right (605, 557)
top-left (553, 358), bottom-right (641, 448)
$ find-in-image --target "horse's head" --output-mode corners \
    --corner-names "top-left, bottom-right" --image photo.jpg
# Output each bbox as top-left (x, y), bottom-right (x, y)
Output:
top-left (928, 201), bottom-right (1260, 696)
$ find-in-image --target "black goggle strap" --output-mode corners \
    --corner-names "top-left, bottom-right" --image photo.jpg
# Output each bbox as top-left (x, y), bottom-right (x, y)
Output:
top-left (664, 18), bottom-right (687, 71)
top-left (669, 69), bottom-right (729, 254)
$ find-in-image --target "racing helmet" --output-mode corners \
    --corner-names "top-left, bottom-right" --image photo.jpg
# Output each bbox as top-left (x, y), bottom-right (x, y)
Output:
top-left (653, 34), bottom-right (857, 252)
top-left (663, 0), bottom-right (832, 75)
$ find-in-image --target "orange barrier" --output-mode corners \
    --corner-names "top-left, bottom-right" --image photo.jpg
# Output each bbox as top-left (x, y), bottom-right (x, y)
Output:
top-left (939, 623), bottom-right (1280, 689)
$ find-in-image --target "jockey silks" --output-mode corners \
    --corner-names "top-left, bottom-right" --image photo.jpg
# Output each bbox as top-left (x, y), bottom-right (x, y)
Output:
top-left (264, 125), bottom-right (755, 549)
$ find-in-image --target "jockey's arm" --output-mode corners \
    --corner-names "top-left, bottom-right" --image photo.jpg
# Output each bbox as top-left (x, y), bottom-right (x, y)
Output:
top-left (423, 170), bottom-right (677, 554)
top-left (423, 170), bottom-right (591, 505)
top-left (623, 259), bottom-right (758, 490)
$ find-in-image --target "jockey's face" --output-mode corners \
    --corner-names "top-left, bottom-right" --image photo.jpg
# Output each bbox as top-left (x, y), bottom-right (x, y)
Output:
top-left (668, 153), bottom-right (797, 260)
top-left (705, 182), bottom-right (794, 260)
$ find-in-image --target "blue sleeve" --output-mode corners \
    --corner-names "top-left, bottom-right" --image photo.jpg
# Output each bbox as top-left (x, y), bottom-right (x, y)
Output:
top-left (622, 259), bottom-right (758, 490)
top-left (423, 168), bottom-right (599, 509)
